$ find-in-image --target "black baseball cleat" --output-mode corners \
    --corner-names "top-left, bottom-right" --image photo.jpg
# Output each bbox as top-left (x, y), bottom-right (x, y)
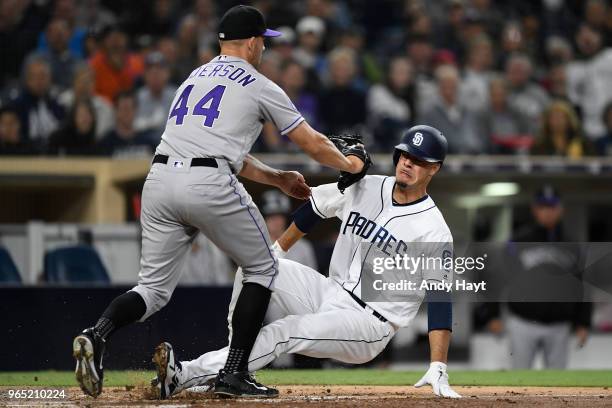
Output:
top-left (73, 328), bottom-right (105, 397)
top-left (152, 342), bottom-right (183, 399)
top-left (214, 369), bottom-right (279, 398)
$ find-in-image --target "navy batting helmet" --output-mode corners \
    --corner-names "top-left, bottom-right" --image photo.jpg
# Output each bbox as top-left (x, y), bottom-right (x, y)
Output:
top-left (393, 125), bottom-right (448, 166)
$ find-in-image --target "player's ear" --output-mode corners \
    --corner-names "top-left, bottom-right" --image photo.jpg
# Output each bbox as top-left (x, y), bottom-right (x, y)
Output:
top-left (429, 163), bottom-right (441, 176)
top-left (247, 36), bottom-right (256, 51)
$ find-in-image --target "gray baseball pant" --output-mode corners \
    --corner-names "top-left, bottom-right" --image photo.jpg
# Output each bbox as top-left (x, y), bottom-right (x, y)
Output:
top-left (131, 157), bottom-right (278, 321)
top-left (507, 313), bottom-right (571, 369)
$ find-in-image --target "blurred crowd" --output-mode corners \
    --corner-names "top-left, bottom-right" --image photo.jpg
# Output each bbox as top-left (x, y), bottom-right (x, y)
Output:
top-left (1, 0), bottom-right (612, 157)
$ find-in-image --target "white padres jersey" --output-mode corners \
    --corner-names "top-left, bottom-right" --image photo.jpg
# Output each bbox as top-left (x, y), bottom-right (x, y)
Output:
top-left (156, 55), bottom-right (304, 171)
top-left (310, 175), bottom-right (453, 328)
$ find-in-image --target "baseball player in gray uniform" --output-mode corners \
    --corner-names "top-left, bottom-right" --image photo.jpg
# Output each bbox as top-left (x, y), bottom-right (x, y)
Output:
top-left (151, 125), bottom-right (461, 399)
top-left (72, 5), bottom-right (366, 399)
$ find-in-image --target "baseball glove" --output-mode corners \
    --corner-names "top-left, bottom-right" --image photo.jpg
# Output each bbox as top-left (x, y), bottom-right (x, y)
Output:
top-left (328, 133), bottom-right (373, 193)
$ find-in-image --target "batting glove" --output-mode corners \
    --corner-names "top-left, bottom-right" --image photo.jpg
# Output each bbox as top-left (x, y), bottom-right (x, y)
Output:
top-left (414, 361), bottom-right (462, 398)
top-left (271, 241), bottom-right (287, 259)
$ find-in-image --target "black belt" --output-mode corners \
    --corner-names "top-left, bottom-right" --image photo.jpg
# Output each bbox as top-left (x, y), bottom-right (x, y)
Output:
top-left (152, 154), bottom-right (218, 168)
top-left (345, 290), bottom-right (388, 323)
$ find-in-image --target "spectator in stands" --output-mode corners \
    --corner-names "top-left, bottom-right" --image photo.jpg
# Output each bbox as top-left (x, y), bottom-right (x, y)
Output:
top-left (281, 60), bottom-right (318, 129)
top-left (0, 0), bottom-right (48, 89)
top-left (260, 58), bottom-right (319, 152)
top-left (405, 32), bottom-right (434, 78)
top-left (58, 63), bottom-right (114, 139)
top-left (337, 27), bottom-right (383, 85)
top-left (280, 59), bottom-right (319, 140)
top-left (460, 35), bottom-right (495, 113)
top-left (596, 102), bottom-right (612, 156)
top-left (98, 91), bottom-right (154, 157)
top-left (420, 64), bottom-right (485, 154)
top-left (41, 0), bottom-right (87, 59)
top-left (192, 0), bottom-right (218, 48)
top-left (258, 51), bottom-right (282, 85)
top-left (433, 0), bottom-right (466, 63)
top-left (0, 107), bottom-right (32, 155)
top-left (318, 47), bottom-right (366, 134)
top-left (584, 0), bottom-right (609, 40)
top-left (173, 15), bottom-right (200, 83)
top-left (132, 0), bottom-right (178, 39)
top-left (546, 64), bottom-right (571, 102)
top-left (544, 36), bottom-right (574, 67)
top-left (49, 99), bottom-right (96, 155)
top-left (505, 53), bottom-right (550, 136)
top-left (9, 57), bottom-right (64, 149)
top-left (367, 56), bottom-right (415, 151)
top-left (482, 76), bottom-right (531, 154)
top-left (293, 16), bottom-right (326, 74)
top-left (156, 36), bottom-right (181, 85)
top-left (566, 24), bottom-right (612, 140)
top-left (73, 0), bottom-right (117, 32)
top-left (270, 27), bottom-right (297, 63)
top-left (461, 9), bottom-right (489, 53)
top-left (533, 100), bottom-right (594, 158)
top-left (405, 32), bottom-right (438, 115)
top-left (133, 52), bottom-right (176, 143)
top-left (29, 18), bottom-right (81, 91)
top-left (497, 22), bottom-right (525, 69)
top-left (89, 25), bottom-right (143, 103)
top-left (469, 0), bottom-right (504, 41)
top-left (487, 186), bottom-right (591, 369)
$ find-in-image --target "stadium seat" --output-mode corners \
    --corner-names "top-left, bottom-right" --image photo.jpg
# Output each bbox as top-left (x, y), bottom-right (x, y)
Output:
top-left (0, 246), bottom-right (21, 283)
top-left (44, 245), bottom-right (110, 284)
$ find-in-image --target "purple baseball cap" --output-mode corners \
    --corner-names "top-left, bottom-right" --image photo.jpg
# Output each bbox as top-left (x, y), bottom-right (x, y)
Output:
top-left (218, 5), bottom-right (282, 40)
top-left (534, 184), bottom-right (561, 206)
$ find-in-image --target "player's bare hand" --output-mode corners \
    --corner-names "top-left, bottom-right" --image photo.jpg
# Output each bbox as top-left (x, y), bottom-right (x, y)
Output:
top-left (414, 362), bottom-right (462, 398)
top-left (347, 154), bottom-right (365, 174)
top-left (277, 171), bottom-right (311, 200)
top-left (576, 326), bottom-right (589, 348)
top-left (487, 318), bottom-right (504, 335)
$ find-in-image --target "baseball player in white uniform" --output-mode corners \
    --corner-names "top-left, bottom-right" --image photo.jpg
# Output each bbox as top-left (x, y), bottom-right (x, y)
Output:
top-left (153, 126), bottom-right (461, 399)
top-left (72, 5), bottom-right (367, 399)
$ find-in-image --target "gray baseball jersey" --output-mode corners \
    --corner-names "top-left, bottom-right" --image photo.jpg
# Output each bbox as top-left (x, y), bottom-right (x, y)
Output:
top-left (131, 54), bottom-right (304, 320)
top-left (156, 54), bottom-right (305, 172)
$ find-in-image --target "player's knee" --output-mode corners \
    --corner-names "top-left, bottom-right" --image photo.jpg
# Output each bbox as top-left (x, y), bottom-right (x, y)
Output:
top-left (132, 285), bottom-right (172, 320)
top-left (242, 254), bottom-right (278, 277)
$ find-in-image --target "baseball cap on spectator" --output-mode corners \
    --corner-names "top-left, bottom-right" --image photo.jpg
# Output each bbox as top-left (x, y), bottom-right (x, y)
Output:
top-left (433, 49), bottom-right (457, 67)
top-left (463, 8), bottom-right (484, 24)
top-left (534, 185), bottom-right (561, 206)
top-left (145, 51), bottom-right (168, 67)
top-left (272, 26), bottom-right (296, 45)
top-left (260, 190), bottom-right (291, 216)
top-left (218, 5), bottom-right (281, 40)
top-left (296, 16), bottom-right (326, 37)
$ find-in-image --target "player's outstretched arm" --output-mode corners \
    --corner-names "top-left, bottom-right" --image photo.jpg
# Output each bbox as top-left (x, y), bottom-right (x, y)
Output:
top-left (414, 330), bottom-right (461, 398)
top-left (272, 189), bottom-right (327, 257)
top-left (239, 154), bottom-right (311, 200)
top-left (272, 222), bottom-right (306, 257)
top-left (286, 122), bottom-right (364, 174)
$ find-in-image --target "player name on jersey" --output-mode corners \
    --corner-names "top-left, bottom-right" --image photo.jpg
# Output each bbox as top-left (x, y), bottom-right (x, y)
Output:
top-left (342, 211), bottom-right (409, 257)
top-left (188, 63), bottom-right (257, 87)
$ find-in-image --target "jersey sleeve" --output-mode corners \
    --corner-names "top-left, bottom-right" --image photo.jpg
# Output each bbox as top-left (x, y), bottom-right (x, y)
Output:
top-left (422, 235), bottom-right (454, 284)
top-left (259, 81), bottom-right (304, 135)
top-left (309, 183), bottom-right (347, 219)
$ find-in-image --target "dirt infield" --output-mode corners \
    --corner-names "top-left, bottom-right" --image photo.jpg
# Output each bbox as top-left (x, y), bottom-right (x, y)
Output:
top-left (2, 385), bottom-right (612, 407)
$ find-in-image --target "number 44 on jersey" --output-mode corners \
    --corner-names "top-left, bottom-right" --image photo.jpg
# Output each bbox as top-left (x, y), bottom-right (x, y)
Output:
top-left (169, 85), bottom-right (226, 128)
